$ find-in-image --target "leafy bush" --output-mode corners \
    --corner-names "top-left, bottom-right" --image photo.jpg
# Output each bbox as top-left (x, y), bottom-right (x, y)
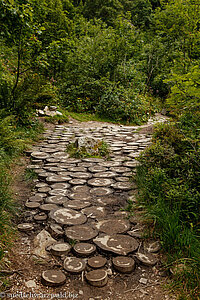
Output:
top-left (97, 86), bottom-right (152, 124)
top-left (136, 112), bottom-right (200, 298)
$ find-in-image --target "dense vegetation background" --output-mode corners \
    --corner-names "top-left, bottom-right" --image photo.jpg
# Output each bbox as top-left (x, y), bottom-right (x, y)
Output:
top-left (0, 0), bottom-right (199, 298)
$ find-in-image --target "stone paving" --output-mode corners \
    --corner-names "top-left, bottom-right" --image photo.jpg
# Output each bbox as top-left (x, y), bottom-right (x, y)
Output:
top-left (18, 116), bottom-right (168, 291)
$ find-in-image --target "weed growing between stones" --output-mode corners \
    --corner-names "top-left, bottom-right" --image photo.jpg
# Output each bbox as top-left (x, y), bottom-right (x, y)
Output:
top-left (66, 140), bottom-right (110, 159)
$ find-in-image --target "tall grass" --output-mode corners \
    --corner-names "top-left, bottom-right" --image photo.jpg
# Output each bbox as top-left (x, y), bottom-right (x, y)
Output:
top-left (136, 112), bottom-right (200, 299)
top-left (0, 112), bottom-right (44, 260)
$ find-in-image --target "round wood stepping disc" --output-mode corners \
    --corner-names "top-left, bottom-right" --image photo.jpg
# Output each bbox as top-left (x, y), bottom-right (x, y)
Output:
top-left (88, 256), bottom-right (107, 269)
top-left (70, 172), bottom-right (92, 179)
top-left (123, 161), bottom-right (139, 168)
top-left (49, 208), bottom-right (87, 225)
top-left (89, 166), bottom-right (108, 173)
top-left (98, 161), bottom-right (122, 167)
top-left (115, 176), bottom-right (129, 182)
top-left (69, 179), bottom-right (87, 185)
top-left (50, 183), bottom-right (70, 190)
top-left (39, 203), bottom-right (58, 212)
top-left (81, 207), bottom-right (106, 219)
top-left (145, 241), bottom-right (161, 253)
top-left (68, 167), bottom-right (87, 172)
top-left (25, 201), bottom-right (40, 209)
top-left (34, 212), bottom-right (47, 221)
top-left (95, 219), bottom-right (130, 235)
top-left (90, 187), bottom-right (113, 196)
top-left (83, 158), bottom-right (103, 163)
top-left (44, 167), bottom-right (65, 173)
top-left (68, 193), bottom-right (92, 201)
top-left (93, 234), bottom-right (139, 255)
top-left (73, 243), bottom-right (96, 257)
top-left (63, 257), bottom-right (86, 274)
top-left (29, 195), bottom-right (43, 202)
top-left (71, 185), bottom-right (90, 193)
top-left (38, 172), bottom-right (55, 179)
top-left (45, 195), bottom-right (68, 205)
top-left (31, 152), bottom-right (49, 160)
top-left (63, 158), bottom-right (81, 164)
top-left (35, 182), bottom-right (48, 188)
top-left (50, 243), bottom-right (71, 256)
top-left (46, 175), bottom-right (71, 183)
top-left (88, 178), bottom-right (113, 187)
top-left (48, 189), bottom-right (69, 196)
top-left (112, 182), bottom-right (132, 190)
top-left (78, 162), bottom-right (95, 168)
top-left (49, 224), bottom-right (64, 238)
top-left (38, 187), bottom-right (51, 193)
top-left (136, 252), bottom-right (158, 266)
top-left (18, 223), bottom-right (34, 232)
top-left (85, 270), bottom-right (108, 287)
top-left (41, 270), bottom-right (66, 287)
top-left (110, 167), bottom-right (130, 173)
top-left (93, 172), bottom-right (117, 178)
top-left (112, 256), bottom-right (135, 273)
top-left (63, 200), bottom-right (91, 210)
top-left (65, 225), bottom-right (98, 241)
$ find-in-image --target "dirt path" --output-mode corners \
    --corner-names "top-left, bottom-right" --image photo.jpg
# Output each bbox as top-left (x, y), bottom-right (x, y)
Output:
top-left (1, 115), bottom-right (176, 300)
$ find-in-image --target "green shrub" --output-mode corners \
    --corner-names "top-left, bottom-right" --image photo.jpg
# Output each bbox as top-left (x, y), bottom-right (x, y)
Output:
top-left (136, 112), bottom-right (200, 298)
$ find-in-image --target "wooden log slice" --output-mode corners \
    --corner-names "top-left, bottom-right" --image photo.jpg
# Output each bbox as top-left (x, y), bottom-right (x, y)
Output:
top-left (97, 161), bottom-right (122, 167)
top-left (49, 208), bottom-right (87, 225)
top-left (45, 195), bottom-right (68, 205)
top-left (25, 201), bottom-right (40, 209)
top-left (136, 252), bottom-right (158, 266)
top-left (110, 167), bottom-right (130, 173)
top-left (70, 172), bottom-right (92, 179)
top-left (37, 187), bottom-right (51, 193)
top-left (71, 185), bottom-right (90, 193)
top-left (50, 243), bottom-right (71, 256)
top-left (90, 187), bottom-right (113, 196)
top-left (31, 152), bottom-right (49, 160)
top-left (85, 270), bottom-right (108, 287)
top-left (88, 256), bottom-right (107, 269)
top-left (48, 189), bottom-right (69, 196)
top-left (93, 234), bottom-right (139, 255)
top-left (112, 182), bottom-right (132, 191)
top-left (17, 223), bottom-right (34, 232)
top-left (68, 193), bottom-right (92, 201)
top-left (73, 243), bottom-right (96, 257)
top-left (88, 178), bottom-right (113, 187)
top-left (41, 270), bottom-right (66, 287)
top-left (63, 257), bottom-right (86, 274)
top-left (29, 195), bottom-right (43, 202)
top-left (39, 204), bottom-right (58, 212)
top-left (49, 223), bottom-right (64, 238)
top-left (46, 175), bottom-right (71, 183)
top-left (81, 206), bottom-right (106, 219)
top-left (63, 200), bottom-right (91, 210)
top-left (94, 219), bottom-right (130, 235)
top-left (50, 183), bottom-right (70, 190)
top-left (65, 225), bottom-right (98, 242)
top-left (34, 212), bottom-right (48, 222)
top-left (83, 158), bottom-right (103, 163)
top-left (112, 256), bottom-right (135, 273)
top-left (69, 179), bottom-right (87, 185)
top-left (93, 172), bottom-right (117, 178)
top-left (88, 166), bottom-right (108, 173)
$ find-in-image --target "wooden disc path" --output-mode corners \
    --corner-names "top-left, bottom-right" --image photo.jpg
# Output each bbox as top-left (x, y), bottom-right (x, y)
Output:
top-left (13, 116), bottom-right (171, 300)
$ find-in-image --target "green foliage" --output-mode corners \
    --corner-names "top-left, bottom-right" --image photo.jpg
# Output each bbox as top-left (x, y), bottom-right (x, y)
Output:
top-left (66, 140), bottom-right (110, 159)
top-left (45, 113), bottom-right (69, 124)
top-left (24, 168), bottom-right (38, 182)
top-left (136, 112), bottom-right (200, 298)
